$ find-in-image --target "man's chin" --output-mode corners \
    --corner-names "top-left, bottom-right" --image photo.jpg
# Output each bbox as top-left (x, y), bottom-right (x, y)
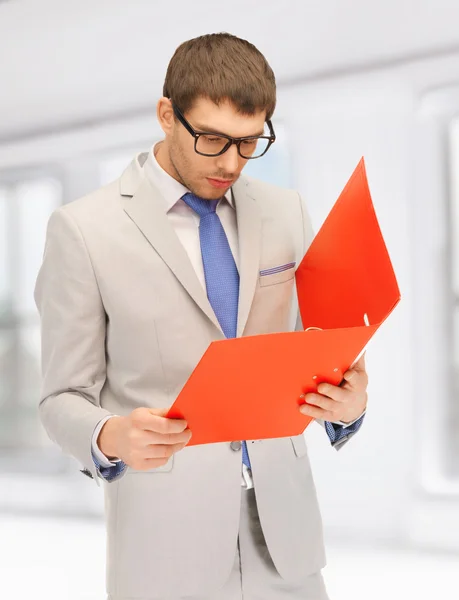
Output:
top-left (194, 185), bottom-right (228, 201)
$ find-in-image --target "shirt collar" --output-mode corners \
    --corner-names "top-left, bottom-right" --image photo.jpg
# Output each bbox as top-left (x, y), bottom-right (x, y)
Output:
top-left (143, 143), bottom-right (235, 212)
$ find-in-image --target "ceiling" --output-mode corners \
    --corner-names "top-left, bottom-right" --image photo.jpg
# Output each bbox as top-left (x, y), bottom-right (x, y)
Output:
top-left (1, 0), bottom-right (459, 139)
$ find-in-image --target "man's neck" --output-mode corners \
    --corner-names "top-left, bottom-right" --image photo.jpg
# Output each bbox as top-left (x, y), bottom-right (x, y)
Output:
top-left (154, 141), bottom-right (182, 184)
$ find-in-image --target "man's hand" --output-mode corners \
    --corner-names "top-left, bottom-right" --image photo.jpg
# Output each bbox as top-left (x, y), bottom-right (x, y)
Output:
top-left (299, 353), bottom-right (368, 424)
top-left (98, 407), bottom-right (192, 471)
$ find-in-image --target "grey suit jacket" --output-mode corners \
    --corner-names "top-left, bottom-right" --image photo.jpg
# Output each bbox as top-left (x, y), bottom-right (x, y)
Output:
top-left (34, 151), bottom-right (355, 599)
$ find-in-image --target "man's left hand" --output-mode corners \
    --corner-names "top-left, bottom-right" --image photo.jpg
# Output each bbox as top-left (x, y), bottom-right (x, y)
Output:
top-left (299, 353), bottom-right (368, 424)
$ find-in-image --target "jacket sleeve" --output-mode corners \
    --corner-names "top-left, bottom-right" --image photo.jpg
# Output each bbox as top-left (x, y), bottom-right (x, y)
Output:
top-left (34, 206), bottom-right (114, 485)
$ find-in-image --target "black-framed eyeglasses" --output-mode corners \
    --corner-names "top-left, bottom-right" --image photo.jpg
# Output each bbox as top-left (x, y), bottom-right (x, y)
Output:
top-left (171, 102), bottom-right (276, 159)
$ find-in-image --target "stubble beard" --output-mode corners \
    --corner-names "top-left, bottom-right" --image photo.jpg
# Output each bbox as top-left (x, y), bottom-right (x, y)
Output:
top-left (169, 142), bottom-right (237, 201)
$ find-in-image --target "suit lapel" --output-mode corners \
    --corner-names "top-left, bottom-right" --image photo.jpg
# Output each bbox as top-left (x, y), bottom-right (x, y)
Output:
top-left (232, 178), bottom-right (262, 337)
top-left (121, 177), bottom-right (224, 335)
top-left (119, 155), bottom-right (262, 338)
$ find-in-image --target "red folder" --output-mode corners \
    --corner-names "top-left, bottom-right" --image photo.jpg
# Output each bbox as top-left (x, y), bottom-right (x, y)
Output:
top-left (166, 159), bottom-right (401, 445)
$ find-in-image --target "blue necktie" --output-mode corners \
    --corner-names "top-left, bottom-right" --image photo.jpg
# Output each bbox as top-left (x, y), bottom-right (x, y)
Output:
top-left (182, 192), bottom-right (251, 470)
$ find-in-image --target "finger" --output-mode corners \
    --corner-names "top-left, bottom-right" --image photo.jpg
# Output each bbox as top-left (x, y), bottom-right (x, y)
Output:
top-left (342, 367), bottom-right (368, 391)
top-left (315, 384), bottom-right (348, 403)
top-left (141, 428), bottom-right (192, 446)
top-left (149, 407), bottom-right (170, 418)
top-left (144, 441), bottom-right (188, 460)
top-left (342, 368), bottom-right (361, 386)
top-left (299, 402), bottom-right (334, 421)
top-left (355, 353), bottom-right (366, 370)
top-left (345, 353), bottom-right (366, 378)
top-left (304, 393), bottom-right (342, 412)
top-left (135, 411), bottom-right (189, 434)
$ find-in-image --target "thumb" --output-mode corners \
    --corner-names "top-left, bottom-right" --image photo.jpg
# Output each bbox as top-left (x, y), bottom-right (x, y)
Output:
top-left (343, 369), bottom-right (356, 383)
top-left (148, 407), bottom-right (170, 418)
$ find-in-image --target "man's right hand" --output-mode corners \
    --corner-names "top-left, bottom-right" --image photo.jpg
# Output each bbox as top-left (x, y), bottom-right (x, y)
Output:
top-left (97, 407), bottom-right (192, 471)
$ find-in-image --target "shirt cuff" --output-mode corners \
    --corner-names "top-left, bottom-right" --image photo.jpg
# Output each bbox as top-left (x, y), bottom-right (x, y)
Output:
top-left (91, 415), bottom-right (122, 468)
top-left (92, 450), bottom-right (128, 481)
top-left (324, 412), bottom-right (366, 445)
top-left (330, 409), bottom-right (366, 428)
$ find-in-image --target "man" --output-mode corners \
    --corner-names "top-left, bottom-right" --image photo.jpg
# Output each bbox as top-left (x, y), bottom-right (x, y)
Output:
top-left (34, 33), bottom-right (368, 600)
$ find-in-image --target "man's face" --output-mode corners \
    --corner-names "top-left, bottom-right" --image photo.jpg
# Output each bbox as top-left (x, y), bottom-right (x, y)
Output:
top-left (167, 97), bottom-right (267, 200)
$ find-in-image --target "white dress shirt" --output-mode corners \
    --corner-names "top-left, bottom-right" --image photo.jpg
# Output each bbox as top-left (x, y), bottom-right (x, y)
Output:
top-left (92, 144), bottom-right (363, 486)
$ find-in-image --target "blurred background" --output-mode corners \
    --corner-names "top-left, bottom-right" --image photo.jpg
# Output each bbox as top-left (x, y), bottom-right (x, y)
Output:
top-left (0, 0), bottom-right (458, 598)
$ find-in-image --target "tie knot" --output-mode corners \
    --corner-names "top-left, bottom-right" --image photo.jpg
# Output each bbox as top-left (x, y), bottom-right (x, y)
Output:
top-left (181, 193), bottom-right (219, 217)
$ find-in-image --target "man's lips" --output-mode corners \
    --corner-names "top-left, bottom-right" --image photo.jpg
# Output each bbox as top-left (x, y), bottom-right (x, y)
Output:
top-left (207, 177), bottom-right (234, 188)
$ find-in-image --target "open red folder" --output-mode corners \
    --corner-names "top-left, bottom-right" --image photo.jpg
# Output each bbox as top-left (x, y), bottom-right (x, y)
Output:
top-left (167, 158), bottom-right (401, 445)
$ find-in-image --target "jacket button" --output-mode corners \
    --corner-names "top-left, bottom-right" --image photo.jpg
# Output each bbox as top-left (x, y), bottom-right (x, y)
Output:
top-left (230, 441), bottom-right (242, 452)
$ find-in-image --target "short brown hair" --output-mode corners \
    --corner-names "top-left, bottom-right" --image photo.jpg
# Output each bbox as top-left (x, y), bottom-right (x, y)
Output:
top-left (163, 33), bottom-right (276, 120)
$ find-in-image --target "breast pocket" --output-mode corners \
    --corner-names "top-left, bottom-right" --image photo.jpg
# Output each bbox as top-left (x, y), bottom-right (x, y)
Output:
top-left (259, 262), bottom-right (296, 287)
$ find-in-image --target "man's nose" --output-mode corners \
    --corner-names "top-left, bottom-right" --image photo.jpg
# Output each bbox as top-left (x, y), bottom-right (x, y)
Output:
top-left (215, 143), bottom-right (240, 175)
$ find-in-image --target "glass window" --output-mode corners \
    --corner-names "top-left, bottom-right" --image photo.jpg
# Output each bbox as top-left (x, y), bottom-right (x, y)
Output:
top-left (0, 329), bottom-right (14, 413)
top-left (15, 178), bottom-right (62, 318)
top-left (449, 116), bottom-right (459, 478)
top-left (0, 187), bottom-right (11, 320)
top-left (0, 175), bottom-right (62, 454)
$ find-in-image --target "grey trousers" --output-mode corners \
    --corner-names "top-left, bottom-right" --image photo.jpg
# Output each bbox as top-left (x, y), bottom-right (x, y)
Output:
top-left (187, 488), bottom-right (330, 600)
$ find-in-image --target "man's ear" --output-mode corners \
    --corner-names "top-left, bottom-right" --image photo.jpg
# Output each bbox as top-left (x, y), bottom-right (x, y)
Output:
top-left (157, 97), bottom-right (175, 135)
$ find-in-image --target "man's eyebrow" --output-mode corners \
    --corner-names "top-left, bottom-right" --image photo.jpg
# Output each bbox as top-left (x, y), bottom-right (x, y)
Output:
top-left (193, 122), bottom-right (265, 137)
